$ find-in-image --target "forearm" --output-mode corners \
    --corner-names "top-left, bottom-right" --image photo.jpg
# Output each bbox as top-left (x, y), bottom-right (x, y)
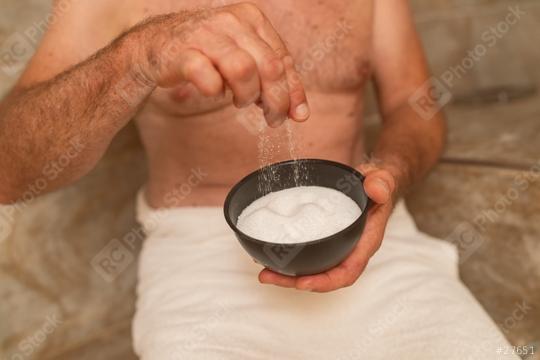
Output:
top-left (0, 32), bottom-right (154, 203)
top-left (372, 103), bottom-right (447, 197)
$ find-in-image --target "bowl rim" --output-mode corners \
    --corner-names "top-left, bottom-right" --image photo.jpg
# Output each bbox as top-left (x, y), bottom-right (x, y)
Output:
top-left (223, 158), bottom-right (371, 247)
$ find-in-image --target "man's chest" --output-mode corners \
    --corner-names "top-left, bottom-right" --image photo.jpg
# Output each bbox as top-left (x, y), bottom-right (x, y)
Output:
top-left (135, 0), bottom-right (374, 91)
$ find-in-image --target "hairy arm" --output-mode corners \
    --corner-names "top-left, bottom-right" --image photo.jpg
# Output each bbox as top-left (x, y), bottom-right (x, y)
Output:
top-left (0, 34), bottom-right (152, 203)
top-left (370, 0), bottom-right (447, 197)
top-left (0, 0), bottom-right (154, 203)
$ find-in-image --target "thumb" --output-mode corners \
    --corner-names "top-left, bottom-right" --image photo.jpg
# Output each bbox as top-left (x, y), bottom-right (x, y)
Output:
top-left (362, 170), bottom-right (396, 205)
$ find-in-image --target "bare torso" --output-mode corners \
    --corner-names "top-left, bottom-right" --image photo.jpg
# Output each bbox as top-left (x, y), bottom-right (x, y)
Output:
top-left (130, 0), bottom-right (374, 207)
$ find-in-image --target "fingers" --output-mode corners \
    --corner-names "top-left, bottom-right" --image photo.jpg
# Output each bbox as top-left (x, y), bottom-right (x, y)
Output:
top-left (216, 19), bottom-right (290, 126)
top-left (218, 48), bottom-right (261, 107)
top-left (260, 185), bottom-right (393, 293)
top-left (239, 7), bottom-right (310, 122)
top-left (211, 5), bottom-right (309, 125)
top-left (293, 205), bottom-right (389, 292)
top-left (258, 251), bottom-right (370, 293)
top-left (295, 232), bottom-right (377, 293)
top-left (230, 31), bottom-right (291, 126)
top-left (261, 165), bottom-right (397, 293)
top-left (283, 56), bottom-right (309, 121)
top-left (296, 269), bottom-right (350, 293)
top-left (165, 48), bottom-right (224, 95)
top-left (153, 5), bottom-right (310, 124)
top-left (259, 269), bottom-right (296, 288)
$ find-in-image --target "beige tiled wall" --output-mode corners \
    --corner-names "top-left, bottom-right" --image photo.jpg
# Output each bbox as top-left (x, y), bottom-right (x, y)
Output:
top-left (0, 0), bottom-right (538, 359)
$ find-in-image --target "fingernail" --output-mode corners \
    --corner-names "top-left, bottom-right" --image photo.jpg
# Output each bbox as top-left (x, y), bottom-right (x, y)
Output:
top-left (265, 111), bottom-right (286, 128)
top-left (294, 103), bottom-right (310, 120)
top-left (269, 118), bottom-right (285, 128)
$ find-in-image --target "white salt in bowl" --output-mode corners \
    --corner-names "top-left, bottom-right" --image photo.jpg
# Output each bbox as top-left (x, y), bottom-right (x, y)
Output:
top-left (224, 159), bottom-right (371, 276)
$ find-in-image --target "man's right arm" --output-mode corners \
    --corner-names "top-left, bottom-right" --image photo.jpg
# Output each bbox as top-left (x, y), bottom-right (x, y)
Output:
top-left (0, 2), bottom-right (310, 204)
top-left (0, 30), bottom-right (154, 203)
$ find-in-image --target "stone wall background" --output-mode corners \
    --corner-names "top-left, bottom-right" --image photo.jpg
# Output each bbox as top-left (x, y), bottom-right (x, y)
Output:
top-left (0, 0), bottom-right (538, 359)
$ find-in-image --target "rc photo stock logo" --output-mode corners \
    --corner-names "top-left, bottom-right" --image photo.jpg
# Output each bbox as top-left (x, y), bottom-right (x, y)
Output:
top-left (263, 242), bottom-right (305, 270)
top-left (262, 209), bottom-right (328, 270)
top-left (91, 238), bottom-right (136, 283)
top-left (445, 221), bottom-right (486, 263)
top-left (0, 32), bottom-right (35, 77)
top-left (0, 0), bottom-right (76, 77)
top-left (235, 108), bottom-right (265, 135)
top-left (409, 77), bottom-right (452, 120)
top-left (409, 5), bottom-right (526, 121)
top-left (409, 77), bottom-right (453, 121)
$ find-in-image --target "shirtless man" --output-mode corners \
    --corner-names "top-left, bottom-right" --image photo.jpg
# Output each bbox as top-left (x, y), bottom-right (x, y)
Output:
top-left (0, 1), bottom-right (516, 359)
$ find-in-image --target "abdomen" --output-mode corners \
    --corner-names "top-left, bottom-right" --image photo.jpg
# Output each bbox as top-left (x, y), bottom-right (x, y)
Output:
top-left (135, 91), bottom-right (364, 207)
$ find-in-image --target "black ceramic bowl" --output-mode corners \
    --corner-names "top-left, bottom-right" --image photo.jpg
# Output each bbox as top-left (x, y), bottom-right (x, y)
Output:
top-left (224, 159), bottom-right (371, 276)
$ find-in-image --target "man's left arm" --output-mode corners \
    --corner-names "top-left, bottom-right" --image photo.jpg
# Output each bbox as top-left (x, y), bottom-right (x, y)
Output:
top-left (259, 0), bottom-right (446, 292)
top-left (370, 0), bottom-right (446, 196)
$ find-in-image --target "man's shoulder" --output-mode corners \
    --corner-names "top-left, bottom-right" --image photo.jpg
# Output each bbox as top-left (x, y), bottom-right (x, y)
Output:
top-left (14, 0), bottom-right (139, 88)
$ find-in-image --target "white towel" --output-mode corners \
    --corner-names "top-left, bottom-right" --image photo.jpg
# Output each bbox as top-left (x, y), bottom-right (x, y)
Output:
top-left (133, 192), bottom-right (517, 360)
